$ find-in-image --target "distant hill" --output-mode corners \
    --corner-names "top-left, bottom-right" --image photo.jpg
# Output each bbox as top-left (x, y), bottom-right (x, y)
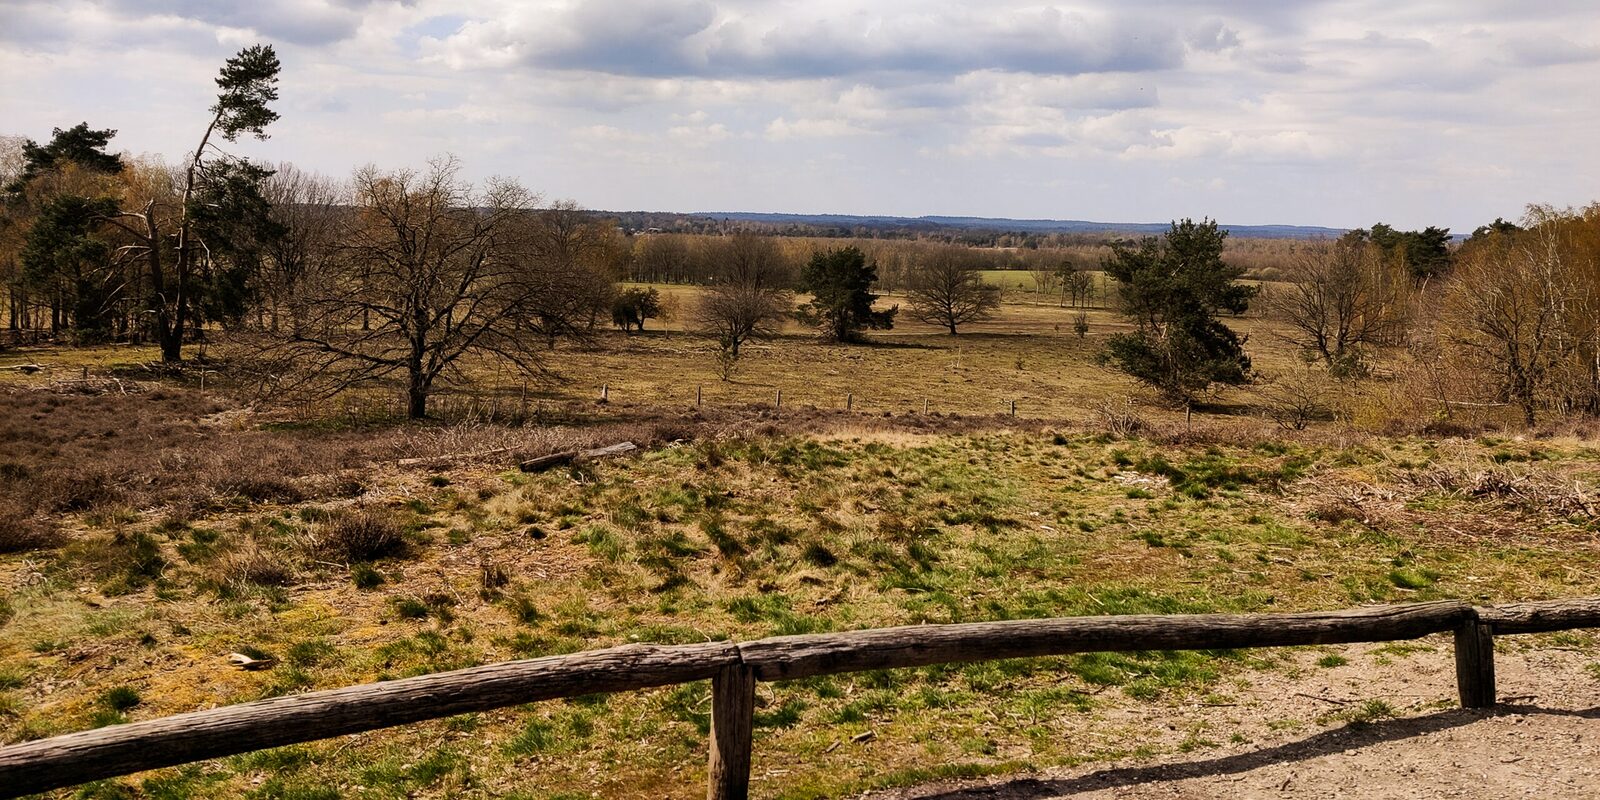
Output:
top-left (690, 211), bottom-right (1347, 239)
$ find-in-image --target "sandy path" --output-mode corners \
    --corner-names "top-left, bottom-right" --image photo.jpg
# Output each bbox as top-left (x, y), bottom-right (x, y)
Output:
top-left (866, 641), bottom-right (1600, 799)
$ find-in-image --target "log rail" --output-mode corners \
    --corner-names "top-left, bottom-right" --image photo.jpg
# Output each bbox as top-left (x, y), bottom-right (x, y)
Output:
top-left (1, 598), bottom-right (1597, 799)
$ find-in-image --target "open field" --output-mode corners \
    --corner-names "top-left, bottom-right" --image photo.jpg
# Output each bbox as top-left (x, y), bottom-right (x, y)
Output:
top-left (1, 291), bottom-right (1597, 799)
top-left (0, 289), bottom-right (1299, 425)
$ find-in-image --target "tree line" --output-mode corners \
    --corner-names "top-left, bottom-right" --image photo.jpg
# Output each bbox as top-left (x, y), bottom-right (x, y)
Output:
top-left (6, 44), bottom-right (1596, 430)
top-left (1097, 209), bottom-right (1600, 430)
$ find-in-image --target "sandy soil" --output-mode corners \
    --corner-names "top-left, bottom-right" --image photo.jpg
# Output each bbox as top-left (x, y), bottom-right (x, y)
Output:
top-left (865, 641), bottom-right (1600, 799)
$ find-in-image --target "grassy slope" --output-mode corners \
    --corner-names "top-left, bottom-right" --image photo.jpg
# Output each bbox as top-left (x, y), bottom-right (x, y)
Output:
top-left (0, 291), bottom-right (1593, 798)
top-left (3, 421), bottom-right (1598, 799)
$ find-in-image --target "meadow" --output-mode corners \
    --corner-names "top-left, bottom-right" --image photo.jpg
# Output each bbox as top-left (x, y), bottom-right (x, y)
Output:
top-left (1, 289), bottom-right (1597, 799)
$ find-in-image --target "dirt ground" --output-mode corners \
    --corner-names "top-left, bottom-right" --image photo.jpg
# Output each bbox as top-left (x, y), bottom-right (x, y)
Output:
top-left (865, 641), bottom-right (1600, 799)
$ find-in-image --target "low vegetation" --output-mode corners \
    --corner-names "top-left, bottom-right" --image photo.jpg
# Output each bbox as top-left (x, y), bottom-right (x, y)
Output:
top-left (0, 370), bottom-right (1596, 797)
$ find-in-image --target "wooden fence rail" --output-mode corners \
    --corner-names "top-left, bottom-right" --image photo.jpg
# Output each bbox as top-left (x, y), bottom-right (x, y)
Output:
top-left (1, 598), bottom-right (1597, 799)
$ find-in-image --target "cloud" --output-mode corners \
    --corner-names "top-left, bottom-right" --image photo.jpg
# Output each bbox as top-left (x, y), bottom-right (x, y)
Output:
top-left (427, 2), bottom-right (1191, 79)
top-left (765, 116), bottom-right (873, 141)
top-left (1504, 35), bottom-right (1600, 67)
top-left (101, 0), bottom-right (387, 46)
top-left (4, 1), bottom-right (1600, 229)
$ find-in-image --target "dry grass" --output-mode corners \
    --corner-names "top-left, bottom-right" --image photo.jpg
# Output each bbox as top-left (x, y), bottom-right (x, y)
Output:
top-left (0, 290), bottom-right (1596, 799)
top-left (1, 424), bottom-right (1596, 798)
top-left (313, 509), bottom-right (408, 563)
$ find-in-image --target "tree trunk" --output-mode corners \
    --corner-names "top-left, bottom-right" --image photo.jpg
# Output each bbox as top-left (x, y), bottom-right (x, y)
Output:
top-left (408, 327), bottom-right (429, 419)
top-left (408, 383), bottom-right (428, 420)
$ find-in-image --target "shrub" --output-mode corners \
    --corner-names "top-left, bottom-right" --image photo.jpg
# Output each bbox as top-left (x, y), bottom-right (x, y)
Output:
top-left (98, 686), bottom-right (142, 713)
top-left (350, 562), bottom-right (385, 589)
top-left (0, 510), bottom-right (63, 554)
top-left (212, 542), bottom-right (297, 589)
top-left (1093, 398), bottom-right (1147, 439)
top-left (315, 509), bottom-right (407, 562)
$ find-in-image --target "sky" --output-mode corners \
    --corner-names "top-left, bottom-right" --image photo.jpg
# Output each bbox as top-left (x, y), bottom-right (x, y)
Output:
top-left (1, 1), bottom-right (1596, 230)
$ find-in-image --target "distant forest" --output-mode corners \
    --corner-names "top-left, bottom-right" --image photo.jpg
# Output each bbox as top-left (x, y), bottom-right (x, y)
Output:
top-left (603, 210), bottom-right (1352, 247)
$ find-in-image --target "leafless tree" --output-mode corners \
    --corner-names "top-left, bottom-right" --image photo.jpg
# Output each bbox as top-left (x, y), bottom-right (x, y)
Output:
top-left (0, 136), bottom-right (29, 332)
top-left (1440, 221), bottom-right (1575, 426)
top-left (1268, 237), bottom-right (1406, 375)
top-left (523, 201), bottom-right (621, 348)
top-left (906, 247), bottom-right (1000, 334)
top-left (1061, 267), bottom-right (1094, 308)
top-left (260, 163), bottom-right (344, 333)
top-left (632, 233), bottom-right (690, 283)
top-left (265, 156), bottom-right (544, 419)
top-left (1028, 263), bottom-right (1059, 305)
top-left (693, 234), bottom-right (792, 376)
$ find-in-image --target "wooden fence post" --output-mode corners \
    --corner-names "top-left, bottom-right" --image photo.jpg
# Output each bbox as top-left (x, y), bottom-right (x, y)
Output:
top-left (846, 393), bottom-right (852, 411)
top-left (697, 384), bottom-right (703, 408)
top-left (708, 663), bottom-right (756, 800)
top-left (774, 388), bottom-right (782, 411)
top-left (1454, 620), bottom-right (1496, 708)
top-left (1010, 399), bottom-right (1016, 417)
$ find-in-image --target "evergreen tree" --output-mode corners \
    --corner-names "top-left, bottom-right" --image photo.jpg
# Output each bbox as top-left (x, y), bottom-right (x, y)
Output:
top-left (5, 123), bottom-right (124, 194)
top-left (798, 245), bottom-right (896, 342)
top-left (1100, 218), bottom-right (1255, 407)
top-left (19, 195), bottom-right (119, 341)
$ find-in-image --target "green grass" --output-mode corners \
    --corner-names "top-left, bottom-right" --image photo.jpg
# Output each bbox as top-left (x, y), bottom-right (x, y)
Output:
top-left (2, 408), bottom-right (1598, 798)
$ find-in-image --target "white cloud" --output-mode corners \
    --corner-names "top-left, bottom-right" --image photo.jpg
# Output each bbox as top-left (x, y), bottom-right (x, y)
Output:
top-left (2, 1), bottom-right (1598, 228)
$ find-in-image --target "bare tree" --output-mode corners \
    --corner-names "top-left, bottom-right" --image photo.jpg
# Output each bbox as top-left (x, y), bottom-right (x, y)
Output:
top-left (632, 233), bottom-right (689, 283)
top-left (0, 135), bottom-right (31, 332)
top-left (524, 201), bottom-right (620, 347)
top-left (906, 247), bottom-right (1000, 334)
top-left (260, 162), bottom-right (344, 333)
top-left (1062, 267), bottom-right (1094, 308)
top-left (693, 234), bottom-right (791, 376)
top-left (1027, 262), bottom-right (1059, 305)
top-left (1268, 237), bottom-right (1405, 375)
top-left (1439, 222), bottom-right (1574, 426)
top-left (266, 157), bottom-right (543, 418)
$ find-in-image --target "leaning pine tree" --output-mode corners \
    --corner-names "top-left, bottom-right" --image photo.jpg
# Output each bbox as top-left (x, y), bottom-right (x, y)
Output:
top-left (1099, 218), bottom-right (1256, 410)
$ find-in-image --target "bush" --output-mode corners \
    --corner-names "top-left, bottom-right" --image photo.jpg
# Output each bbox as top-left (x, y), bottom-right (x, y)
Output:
top-left (350, 562), bottom-right (385, 589)
top-left (98, 686), bottom-right (142, 712)
top-left (1093, 398), bottom-right (1147, 439)
top-left (0, 511), bottom-right (63, 554)
top-left (211, 542), bottom-right (298, 589)
top-left (314, 509), bottom-right (406, 562)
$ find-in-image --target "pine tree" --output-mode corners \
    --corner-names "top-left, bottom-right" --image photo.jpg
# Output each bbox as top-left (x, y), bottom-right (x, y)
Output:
top-left (1100, 218), bottom-right (1256, 407)
top-left (798, 246), bottom-right (896, 342)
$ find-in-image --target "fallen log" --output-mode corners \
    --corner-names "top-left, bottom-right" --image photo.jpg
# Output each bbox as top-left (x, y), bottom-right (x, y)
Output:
top-left (520, 442), bottom-right (638, 472)
top-left (398, 445), bottom-right (523, 467)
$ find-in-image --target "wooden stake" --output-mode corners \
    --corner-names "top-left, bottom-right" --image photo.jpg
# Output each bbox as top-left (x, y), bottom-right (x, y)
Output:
top-left (1010, 399), bottom-right (1016, 417)
top-left (774, 388), bottom-right (781, 410)
top-left (923, 398), bottom-right (929, 415)
top-left (846, 393), bottom-right (853, 411)
top-left (1454, 620), bottom-right (1496, 708)
top-left (696, 384), bottom-right (703, 408)
top-left (707, 663), bottom-right (755, 800)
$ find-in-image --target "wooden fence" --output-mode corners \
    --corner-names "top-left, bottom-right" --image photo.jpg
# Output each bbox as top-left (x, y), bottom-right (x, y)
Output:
top-left (1, 597), bottom-right (1597, 799)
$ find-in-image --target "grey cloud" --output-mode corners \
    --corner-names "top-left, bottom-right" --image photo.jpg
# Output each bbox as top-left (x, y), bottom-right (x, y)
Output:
top-left (1505, 36), bottom-right (1600, 67)
top-left (702, 9), bottom-right (1187, 78)
top-left (1186, 20), bottom-right (1241, 53)
top-left (481, 3), bottom-right (1190, 79)
top-left (100, 0), bottom-right (393, 46)
top-left (526, 0), bottom-right (717, 76)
